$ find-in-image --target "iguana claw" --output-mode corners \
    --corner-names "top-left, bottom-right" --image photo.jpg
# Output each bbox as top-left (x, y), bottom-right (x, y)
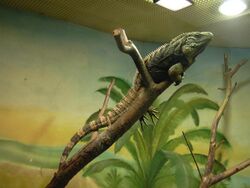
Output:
top-left (139, 107), bottom-right (159, 130)
top-left (147, 107), bottom-right (159, 125)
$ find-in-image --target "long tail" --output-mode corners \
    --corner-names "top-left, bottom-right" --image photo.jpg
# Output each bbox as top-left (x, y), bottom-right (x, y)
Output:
top-left (59, 125), bottom-right (91, 167)
top-left (59, 88), bottom-right (138, 168)
top-left (59, 114), bottom-right (116, 167)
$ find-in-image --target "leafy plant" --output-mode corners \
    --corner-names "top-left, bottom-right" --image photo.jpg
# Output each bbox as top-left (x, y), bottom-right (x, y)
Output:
top-left (82, 76), bottom-right (231, 188)
top-left (93, 168), bottom-right (124, 188)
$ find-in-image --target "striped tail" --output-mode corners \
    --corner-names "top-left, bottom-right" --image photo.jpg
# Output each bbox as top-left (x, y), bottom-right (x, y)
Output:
top-left (59, 125), bottom-right (92, 167)
top-left (59, 88), bottom-right (138, 167)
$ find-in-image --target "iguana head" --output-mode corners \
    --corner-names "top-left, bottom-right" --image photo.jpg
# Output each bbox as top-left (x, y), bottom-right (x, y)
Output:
top-left (171, 31), bottom-right (214, 66)
top-left (145, 31), bottom-right (213, 84)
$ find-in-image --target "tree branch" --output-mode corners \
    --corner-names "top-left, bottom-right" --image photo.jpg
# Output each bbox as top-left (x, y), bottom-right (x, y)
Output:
top-left (99, 79), bottom-right (115, 117)
top-left (211, 159), bottom-right (250, 185)
top-left (229, 59), bottom-right (247, 77)
top-left (91, 79), bottom-right (115, 140)
top-left (46, 28), bottom-right (172, 188)
top-left (113, 28), bottom-right (154, 87)
top-left (199, 54), bottom-right (248, 188)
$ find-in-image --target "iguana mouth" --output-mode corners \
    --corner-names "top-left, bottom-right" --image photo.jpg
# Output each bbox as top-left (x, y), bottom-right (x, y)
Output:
top-left (194, 32), bottom-right (213, 57)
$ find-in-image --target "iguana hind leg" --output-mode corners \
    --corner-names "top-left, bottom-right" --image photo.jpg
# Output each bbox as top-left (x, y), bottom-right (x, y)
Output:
top-left (139, 107), bottom-right (159, 130)
top-left (147, 107), bottom-right (159, 125)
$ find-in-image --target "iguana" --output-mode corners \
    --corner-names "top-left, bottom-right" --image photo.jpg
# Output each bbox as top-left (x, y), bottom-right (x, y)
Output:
top-left (59, 31), bottom-right (213, 167)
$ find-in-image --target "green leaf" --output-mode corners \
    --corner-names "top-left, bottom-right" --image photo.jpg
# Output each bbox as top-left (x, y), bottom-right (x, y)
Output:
top-left (163, 151), bottom-right (194, 188)
top-left (158, 99), bottom-right (185, 116)
top-left (169, 84), bottom-right (208, 102)
top-left (155, 103), bottom-right (191, 150)
top-left (191, 108), bottom-right (199, 126)
top-left (187, 97), bottom-right (219, 111)
top-left (184, 128), bottom-right (231, 148)
top-left (155, 97), bottom-right (219, 150)
top-left (103, 169), bottom-right (123, 188)
top-left (114, 123), bottom-right (139, 153)
top-left (99, 76), bottom-right (131, 95)
top-left (148, 150), bottom-right (168, 186)
top-left (140, 124), bottom-right (154, 158)
top-left (159, 84), bottom-right (208, 112)
top-left (163, 128), bottom-right (231, 151)
top-left (96, 87), bottom-right (123, 103)
top-left (124, 139), bottom-right (145, 179)
top-left (186, 97), bottom-right (219, 126)
top-left (133, 130), bottom-right (148, 162)
top-left (183, 153), bottom-right (227, 174)
top-left (83, 158), bottom-right (136, 177)
top-left (124, 140), bottom-right (140, 164)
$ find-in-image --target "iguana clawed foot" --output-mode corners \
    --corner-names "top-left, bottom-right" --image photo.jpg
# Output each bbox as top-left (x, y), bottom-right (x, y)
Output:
top-left (139, 107), bottom-right (159, 130)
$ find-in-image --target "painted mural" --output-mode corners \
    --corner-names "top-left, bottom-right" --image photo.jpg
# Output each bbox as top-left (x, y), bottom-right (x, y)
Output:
top-left (0, 6), bottom-right (249, 188)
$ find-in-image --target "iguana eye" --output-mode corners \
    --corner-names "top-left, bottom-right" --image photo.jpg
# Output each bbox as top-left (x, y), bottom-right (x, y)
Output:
top-left (182, 45), bottom-right (191, 54)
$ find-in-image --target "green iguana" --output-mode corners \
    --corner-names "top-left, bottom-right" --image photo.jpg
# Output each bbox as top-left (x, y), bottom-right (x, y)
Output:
top-left (59, 31), bottom-right (213, 167)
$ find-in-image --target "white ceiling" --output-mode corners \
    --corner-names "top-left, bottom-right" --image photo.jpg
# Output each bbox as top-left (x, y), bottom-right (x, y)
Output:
top-left (0, 0), bottom-right (250, 48)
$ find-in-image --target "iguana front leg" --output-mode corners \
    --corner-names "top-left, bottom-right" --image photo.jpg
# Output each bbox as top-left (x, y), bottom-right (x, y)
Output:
top-left (168, 63), bottom-right (184, 85)
top-left (140, 63), bottom-right (184, 127)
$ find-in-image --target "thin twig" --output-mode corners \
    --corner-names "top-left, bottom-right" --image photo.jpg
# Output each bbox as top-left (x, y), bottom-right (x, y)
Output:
top-left (229, 59), bottom-right (248, 77)
top-left (99, 79), bottom-right (115, 117)
top-left (91, 79), bottom-right (115, 140)
top-left (182, 131), bottom-right (202, 180)
top-left (211, 159), bottom-right (250, 185)
top-left (224, 54), bottom-right (229, 72)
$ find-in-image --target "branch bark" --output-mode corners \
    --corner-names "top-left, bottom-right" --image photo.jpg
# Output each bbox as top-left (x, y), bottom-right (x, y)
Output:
top-left (99, 79), bottom-right (115, 117)
top-left (113, 28), bottom-right (154, 87)
top-left (46, 29), bottom-right (171, 188)
top-left (199, 54), bottom-right (248, 188)
top-left (211, 159), bottom-right (250, 185)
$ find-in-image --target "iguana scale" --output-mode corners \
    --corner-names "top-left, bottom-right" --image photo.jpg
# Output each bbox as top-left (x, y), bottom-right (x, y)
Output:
top-left (59, 31), bottom-right (213, 167)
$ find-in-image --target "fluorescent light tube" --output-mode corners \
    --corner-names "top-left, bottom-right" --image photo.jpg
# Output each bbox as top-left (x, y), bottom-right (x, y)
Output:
top-left (155, 0), bottom-right (193, 11)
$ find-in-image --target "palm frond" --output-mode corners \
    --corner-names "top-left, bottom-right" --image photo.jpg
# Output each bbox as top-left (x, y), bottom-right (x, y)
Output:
top-left (159, 84), bottom-right (208, 113)
top-left (163, 151), bottom-right (195, 188)
top-left (168, 83), bottom-right (208, 102)
top-left (147, 150), bottom-right (168, 187)
top-left (99, 76), bottom-right (131, 95)
top-left (187, 97), bottom-right (219, 111)
top-left (155, 98), bottom-right (219, 150)
top-left (82, 158), bottom-right (136, 177)
top-left (96, 87), bottom-right (123, 103)
top-left (183, 153), bottom-right (227, 174)
top-left (114, 122), bottom-right (139, 153)
top-left (163, 128), bottom-right (231, 151)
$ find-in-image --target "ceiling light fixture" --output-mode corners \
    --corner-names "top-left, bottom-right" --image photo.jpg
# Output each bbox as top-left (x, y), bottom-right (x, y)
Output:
top-left (154, 0), bottom-right (193, 11)
top-left (219, 0), bottom-right (247, 16)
